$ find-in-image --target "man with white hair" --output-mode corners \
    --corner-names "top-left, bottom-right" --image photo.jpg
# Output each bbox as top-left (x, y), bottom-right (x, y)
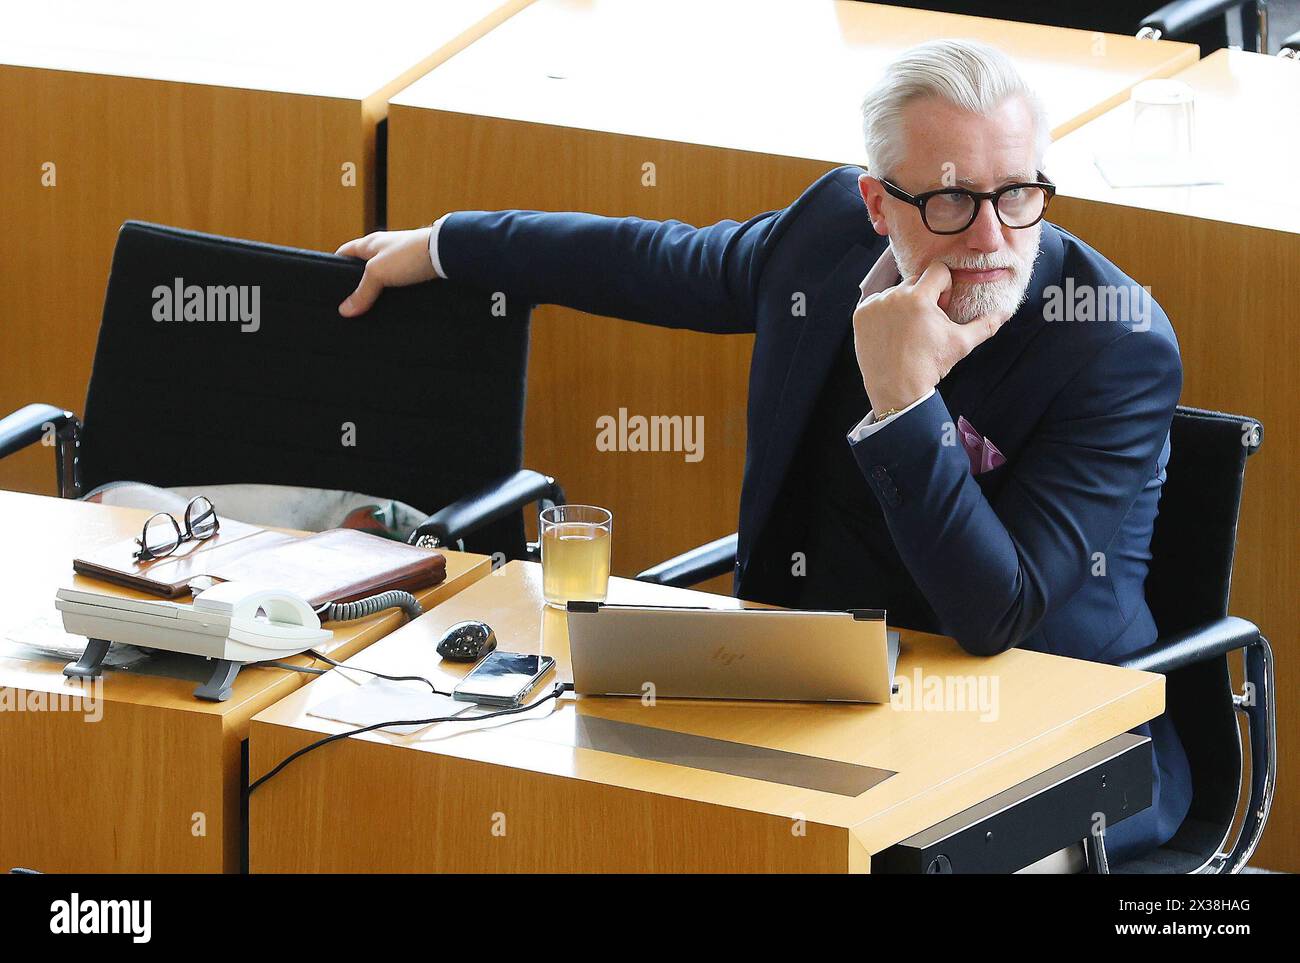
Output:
top-left (334, 39), bottom-right (1190, 868)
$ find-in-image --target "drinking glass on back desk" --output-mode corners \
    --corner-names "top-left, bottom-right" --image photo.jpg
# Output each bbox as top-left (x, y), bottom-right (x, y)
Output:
top-left (540, 505), bottom-right (612, 608)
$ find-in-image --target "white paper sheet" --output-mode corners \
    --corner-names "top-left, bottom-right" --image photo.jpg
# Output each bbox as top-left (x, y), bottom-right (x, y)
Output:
top-left (2, 612), bottom-right (151, 668)
top-left (308, 677), bottom-right (475, 735)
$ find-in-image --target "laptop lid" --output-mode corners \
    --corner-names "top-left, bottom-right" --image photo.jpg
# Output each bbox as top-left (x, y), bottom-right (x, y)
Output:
top-left (566, 602), bottom-right (898, 704)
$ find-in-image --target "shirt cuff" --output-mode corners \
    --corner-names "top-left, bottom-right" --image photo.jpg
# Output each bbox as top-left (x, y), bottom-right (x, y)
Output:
top-left (846, 388), bottom-right (935, 444)
top-left (428, 213), bottom-right (451, 279)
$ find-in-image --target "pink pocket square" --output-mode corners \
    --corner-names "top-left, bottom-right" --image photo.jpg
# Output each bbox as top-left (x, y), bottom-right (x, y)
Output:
top-left (957, 415), bottom-right (1007, 475)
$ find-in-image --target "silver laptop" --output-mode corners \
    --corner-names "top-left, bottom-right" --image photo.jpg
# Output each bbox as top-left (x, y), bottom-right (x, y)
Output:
top-left (566, 602), bottom-right (899, 703)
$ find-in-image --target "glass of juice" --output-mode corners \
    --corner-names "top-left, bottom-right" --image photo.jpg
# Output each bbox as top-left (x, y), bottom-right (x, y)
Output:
top-left (540, 505), bottom-right (612, 609)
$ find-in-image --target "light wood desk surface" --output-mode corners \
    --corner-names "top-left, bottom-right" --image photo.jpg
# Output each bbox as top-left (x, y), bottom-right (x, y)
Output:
top-left (393, 0), bottom-right (1198, 162)
top-left (250, 560), bottom-right (1164, 873)
top-left (0, 491), bottom-right (492, 872)
top-left (386, 0), bottom-right (1195, 587)
top-left (1048, 48), bottom-right (1298, 871)
top-left (1, 1), bottom-right (532, 106)
top-left (1049, 49), bottom-right (1300, 234)
top-left (0, 0), bottom-right (532, 496)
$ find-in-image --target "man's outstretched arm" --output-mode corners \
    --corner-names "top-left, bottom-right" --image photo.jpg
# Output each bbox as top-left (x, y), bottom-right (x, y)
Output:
top-left (336, 204), bottom-right (799, 335)
top-left (438, 208), bottom-right (788, 334)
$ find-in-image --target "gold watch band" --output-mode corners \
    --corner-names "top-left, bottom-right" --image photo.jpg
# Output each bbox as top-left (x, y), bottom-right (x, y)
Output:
top-left (873, 406), bottom-right (905, 421)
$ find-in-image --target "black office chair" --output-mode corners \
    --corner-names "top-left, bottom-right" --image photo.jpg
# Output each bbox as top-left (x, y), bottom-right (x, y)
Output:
top-left (1137, 0), bottom-right (1270, 52)
top-left (0, 221), bottom-right (564, 561)
top-left (638, 406), bottom-right (1274, 873)
top-left (872, 1), bottom-right (1268, 55)
top-left (1101, 407), bottom-right (1273, 874)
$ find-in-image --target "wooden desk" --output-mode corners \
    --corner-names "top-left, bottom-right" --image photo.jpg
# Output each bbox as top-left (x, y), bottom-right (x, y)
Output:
top-left (386, 0), bottom-right (1196, 588)
top-left (1048, 49), bottom-right (1299, 871)
top-left (1050, 49), bottom-right (1300, 231)
top-left (249, 561), bottom-right (1163, 872)
top-left (0, 0), bottom-right (532, 496)
top-left (0, 491), bottom-right (492, 872)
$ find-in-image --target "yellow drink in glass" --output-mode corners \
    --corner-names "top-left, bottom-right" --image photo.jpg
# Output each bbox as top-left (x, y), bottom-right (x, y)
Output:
top-left (540, 505), bottom-right (612, 608)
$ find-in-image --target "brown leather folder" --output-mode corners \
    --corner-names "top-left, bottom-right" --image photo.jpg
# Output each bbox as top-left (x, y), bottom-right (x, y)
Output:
top-left (73, 521), bottom-right (446, 608)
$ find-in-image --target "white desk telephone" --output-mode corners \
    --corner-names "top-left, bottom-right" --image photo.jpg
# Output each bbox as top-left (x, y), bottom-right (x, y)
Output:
top-left (56, 582), bottom-right (334, 702)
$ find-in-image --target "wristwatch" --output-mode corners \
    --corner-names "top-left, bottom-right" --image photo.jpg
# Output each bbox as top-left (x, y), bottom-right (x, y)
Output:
top-left (872, 406), bottom-right (905, 421)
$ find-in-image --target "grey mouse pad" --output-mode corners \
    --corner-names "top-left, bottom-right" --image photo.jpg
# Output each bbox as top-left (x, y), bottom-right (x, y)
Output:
top-left (571, 714), bottom-right (894, 797)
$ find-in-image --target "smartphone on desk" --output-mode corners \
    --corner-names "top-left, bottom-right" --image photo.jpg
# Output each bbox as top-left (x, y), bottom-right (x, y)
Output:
top-left (453, 651), bottom-right (556, 707)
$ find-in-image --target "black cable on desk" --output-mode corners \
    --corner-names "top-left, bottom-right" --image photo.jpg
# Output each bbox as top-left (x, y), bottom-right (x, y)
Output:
top-left (306, 647), bottom-right (450, 696)
top-left (247, 682), bottom-right (573, 795)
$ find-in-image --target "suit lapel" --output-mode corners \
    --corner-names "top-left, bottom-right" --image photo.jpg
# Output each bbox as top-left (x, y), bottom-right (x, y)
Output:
top-left (938, 223), bottom-right (1065, 428)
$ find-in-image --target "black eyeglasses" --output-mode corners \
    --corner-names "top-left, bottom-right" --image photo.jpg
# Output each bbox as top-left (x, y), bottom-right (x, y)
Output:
top-left (133, 495), bottom-right (220, 561)
top-left (880, 172), bottom-right (1056, 235)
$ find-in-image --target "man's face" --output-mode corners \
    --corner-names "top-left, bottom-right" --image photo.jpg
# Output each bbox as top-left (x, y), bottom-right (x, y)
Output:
top-left (859, 95), bottom-right (1043, 324)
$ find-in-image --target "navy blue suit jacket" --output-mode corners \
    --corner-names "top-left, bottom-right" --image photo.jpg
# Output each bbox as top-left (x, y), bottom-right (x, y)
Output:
top-left (440, 165), bottom-right (1192, 862)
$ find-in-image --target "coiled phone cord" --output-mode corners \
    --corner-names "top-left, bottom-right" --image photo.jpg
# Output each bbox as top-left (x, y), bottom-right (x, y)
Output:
top-left (318, 590), bottom-right (423, 623)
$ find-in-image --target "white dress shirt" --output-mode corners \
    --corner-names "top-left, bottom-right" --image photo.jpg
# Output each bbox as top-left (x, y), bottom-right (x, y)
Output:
top-left (427, 213), bottom-right (451, 279)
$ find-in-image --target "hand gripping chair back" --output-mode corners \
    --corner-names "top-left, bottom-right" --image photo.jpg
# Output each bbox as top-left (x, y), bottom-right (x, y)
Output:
top-left (78, 221), bottom-right (535, 558)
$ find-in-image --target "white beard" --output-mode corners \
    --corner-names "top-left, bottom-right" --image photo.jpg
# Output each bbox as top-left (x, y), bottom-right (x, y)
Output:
top-left (889, 223), bottom-right (1042, 324)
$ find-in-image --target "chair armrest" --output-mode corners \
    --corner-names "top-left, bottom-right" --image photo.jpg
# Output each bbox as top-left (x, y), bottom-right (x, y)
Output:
top-left (1139, 0), bottom-right (1249, 39)
top-left (636, 533), bottom-right (738, 588)
top-left (1120, 615), bottom-right (1262, 675)
top-left (408, 469), bottom-right (564, 549)
top-left (1120, 616), bottom-right (1276, 873)
top-left (0, 404), bottom-right (77, 461)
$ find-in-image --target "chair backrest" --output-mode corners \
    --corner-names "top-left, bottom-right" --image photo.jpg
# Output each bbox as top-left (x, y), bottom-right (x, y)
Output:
top-left (79, 221), bottom-right (532, 557)
top-left (1148, 406), bottom-right (1260, 634)
top-left (1146, 405), bottom-right (1262, 856)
